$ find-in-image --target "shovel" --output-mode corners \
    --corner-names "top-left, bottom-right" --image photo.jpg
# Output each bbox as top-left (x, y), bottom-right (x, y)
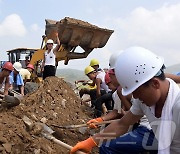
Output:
top-left (8, 90), bottom-right (23, 100)
top-left (0, 94), bottom-right (21, 108)
top-left (36, 123), bottom-right (86, 154)
top-left (51, 119), bottom-right (120, 129)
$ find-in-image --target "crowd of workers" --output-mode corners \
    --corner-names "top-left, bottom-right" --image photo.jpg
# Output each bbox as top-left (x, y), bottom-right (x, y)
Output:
top-left (0, 61), bottom-right (34, 96)
top-left (0, 32), bottom-right (60, 97)
top-left (1, 34), bottom-right (180, 153)
top-left (71, 46), bottom-right (180, 154)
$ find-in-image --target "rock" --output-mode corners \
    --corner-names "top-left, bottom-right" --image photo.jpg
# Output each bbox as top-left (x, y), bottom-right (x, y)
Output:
top-left (34, 149), bottom-right (41, 154)
top-left (42, 99), bottom-right (45, 105)
top-left (46, 90), bottom-right (51, 93)
top-left (0, 146), bottom-right (4, 152)
top-left (64, 89), bottom-right (67, 94)
top-left (52, 112), bottom-right (58, 118)
top-left (61, 99), bottom-right (66, 108)
top-left (0, 136), bottom-right (8, 144)
top-left (31, 123), bottom-right (43, 135)
top-left (22, 115), bottom-right (34, 131)
top-left (40, 117), bottom-right (47, 124)
top-left (2, 143), bottom-right (12, 153)
top-left (41, 144), bottom-right (54, 153)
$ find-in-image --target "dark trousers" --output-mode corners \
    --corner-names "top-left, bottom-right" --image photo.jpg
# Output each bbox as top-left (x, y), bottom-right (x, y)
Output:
top-left (43, 65), bottom-right (56, 79)
top-left (94, 91), bottom-right (114, 117)
top-left (100, 126), bottom-right (158, 154)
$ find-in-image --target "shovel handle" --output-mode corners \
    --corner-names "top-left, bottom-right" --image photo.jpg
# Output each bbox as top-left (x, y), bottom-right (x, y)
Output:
top-left (95, 119), bottom-right (119, 125)
top-left (50, 135), bottom-right (86, 154)
top-left (52, 119), bottom-right (120, 129)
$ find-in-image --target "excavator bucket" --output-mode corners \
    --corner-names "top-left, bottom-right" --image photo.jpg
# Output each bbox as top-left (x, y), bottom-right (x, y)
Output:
top-left (45, 17), bottom-right (114, 64)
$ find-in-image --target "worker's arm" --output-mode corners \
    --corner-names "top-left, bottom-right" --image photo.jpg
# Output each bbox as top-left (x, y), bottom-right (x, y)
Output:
top-left (41, 55), bottom-right (45, 72)
top-left (20, 85), bottom-right (24, 96)
top-left (165, 73), bottom-right (180, 83)
top-left (101, 109), bottom-right (123, 121)
top-left (93, 111), bottom-right (142, 142)
top-left (4, 77), bottom-right (10, 95)
top-left (75, 80), bottom-right (86, 84)
top-left (71, 111), bottom-right (142, 153)
top-left (53, 32), bottom-right (60, 53)
top-left (87, 110), bottom-right (122, 129)
top-left (95, 78), bottom-right (102, 98)
top-left (117, 88), bottom-right (132, 111)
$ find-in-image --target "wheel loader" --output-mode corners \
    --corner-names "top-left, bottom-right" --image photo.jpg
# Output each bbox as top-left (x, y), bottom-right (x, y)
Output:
top-left (6, 17), bottom-right (114, 92)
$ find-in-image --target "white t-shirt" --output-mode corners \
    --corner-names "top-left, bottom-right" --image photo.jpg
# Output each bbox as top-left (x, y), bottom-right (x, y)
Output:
top-left (44, 49), bottom-right (56, 66)
top-left (112, 89), bottom-right (151, 129)
top-left (112, 90), bottom-right (121, 113)
top-left (96, 71), bottom-right (110, 93)
top-left (20, 68), bottom-right (31, 80)
top-left (130, 79), bottom-right (180, 153)
top-left (0, 77), bottom-right (6, 93)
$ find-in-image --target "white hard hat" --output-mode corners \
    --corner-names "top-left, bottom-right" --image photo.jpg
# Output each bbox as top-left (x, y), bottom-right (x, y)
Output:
top-left (109, 52), bottom-right (121, 69)
top-left (115, 46), bottom-right (164, 96)
top-left (46, 39), bottom-right (54, 44)
top-left (13, 62), bottom-right (22, 72)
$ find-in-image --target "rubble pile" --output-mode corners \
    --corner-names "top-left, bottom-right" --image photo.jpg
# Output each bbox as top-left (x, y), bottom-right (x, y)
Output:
top-left (0, 77), bottom-right (96, 153)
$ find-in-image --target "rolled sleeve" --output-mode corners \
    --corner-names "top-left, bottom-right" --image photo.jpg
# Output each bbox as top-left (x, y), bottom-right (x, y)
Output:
top-left (112, 91), bottom-right (121, 113)
top-left (130, 99), bottom-right (144, 116)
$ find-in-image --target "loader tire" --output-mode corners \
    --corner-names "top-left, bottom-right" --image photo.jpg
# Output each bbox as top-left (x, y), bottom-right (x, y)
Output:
top-left (24, 82), bottom-right (39, 95)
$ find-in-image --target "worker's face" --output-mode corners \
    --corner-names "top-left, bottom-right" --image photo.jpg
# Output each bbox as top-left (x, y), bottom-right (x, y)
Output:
top-left (3, 69), bottom-right (12, 77)
top-left (27, 68), bottom-right (33, 73)
top-left (109, 73), bottom-right (119, 87)
top-left (132, 78), bottom-right (161, 107)
top-left (14, 69), bottom-right (19, 75)
top-left (107, 82), bottom-right (117, 91)
top-left (47, 43), bottom-right (53, 50)
top-left (92, 65), bottom-right (99, 71)
top-left (87, 72), bottom-right (96, 80)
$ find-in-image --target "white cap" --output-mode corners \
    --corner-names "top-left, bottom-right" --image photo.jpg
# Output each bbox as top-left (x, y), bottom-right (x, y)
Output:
top-left (115, 46), bottom-right (164, 96)
top-left (13, 62), bottom-right (22, 72)
top-left (46, 39), bottom-right (54, 44)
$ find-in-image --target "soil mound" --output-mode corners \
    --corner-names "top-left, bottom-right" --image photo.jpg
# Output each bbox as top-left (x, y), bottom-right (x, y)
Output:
top-left (0, 76), bottom-right (96, 153)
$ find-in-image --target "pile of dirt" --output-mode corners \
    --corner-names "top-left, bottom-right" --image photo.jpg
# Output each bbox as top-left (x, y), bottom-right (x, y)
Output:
top-left (0, 76), bottom-right (98, 154)
top-left (59, 17), bottom-right (99, 29)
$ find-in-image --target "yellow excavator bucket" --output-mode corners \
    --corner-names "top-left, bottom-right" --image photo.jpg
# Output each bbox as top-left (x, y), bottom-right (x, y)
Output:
top-left (45, 17), bottom-right (114, 64)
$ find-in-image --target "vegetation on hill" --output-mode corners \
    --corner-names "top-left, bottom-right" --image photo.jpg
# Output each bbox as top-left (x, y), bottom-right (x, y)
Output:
top-left (165, 64), bottom-right (180, 74)
top-left (56, 68), bottom-right (88, 84)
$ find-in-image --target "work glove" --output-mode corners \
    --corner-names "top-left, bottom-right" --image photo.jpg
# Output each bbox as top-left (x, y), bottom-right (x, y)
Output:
top-left (70, 137), bottom-right (97, 154)
top-left (87, 117), bottom-right (103, 129)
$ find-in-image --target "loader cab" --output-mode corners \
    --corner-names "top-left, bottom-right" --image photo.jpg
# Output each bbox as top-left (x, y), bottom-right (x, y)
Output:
top-left (6, 48), bottom-right (36, 68)
top-left (6, 48), bottom-right (44, 83)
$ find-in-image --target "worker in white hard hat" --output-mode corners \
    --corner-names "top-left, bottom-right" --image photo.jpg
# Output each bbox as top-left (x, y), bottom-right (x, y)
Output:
top-left (71, 46), bottom-right (180, 154)
top-left (41, 32), bottom-right (60, 79)
top-left (78, 51), bottom-right (157, 154)
top-left (9, 62), bottom-right (24, 96)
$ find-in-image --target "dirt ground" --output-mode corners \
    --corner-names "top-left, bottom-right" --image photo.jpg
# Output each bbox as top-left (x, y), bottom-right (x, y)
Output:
top-left (0, 76), bottom-right (99, 154)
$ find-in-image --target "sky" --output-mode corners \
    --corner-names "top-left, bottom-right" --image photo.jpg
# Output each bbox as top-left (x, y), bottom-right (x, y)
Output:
top-left (0, 0), bottom-right (180, 70)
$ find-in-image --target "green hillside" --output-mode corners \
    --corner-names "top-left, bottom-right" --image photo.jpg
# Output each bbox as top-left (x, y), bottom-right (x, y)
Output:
top-left (165, 64), bottom-right (180, 74)
top-left (56, 68), bottom-right (88, 84)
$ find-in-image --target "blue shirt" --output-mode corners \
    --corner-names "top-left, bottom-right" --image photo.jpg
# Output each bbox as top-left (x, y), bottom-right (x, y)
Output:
top-left (9, 72), bottom-right (24, 86)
